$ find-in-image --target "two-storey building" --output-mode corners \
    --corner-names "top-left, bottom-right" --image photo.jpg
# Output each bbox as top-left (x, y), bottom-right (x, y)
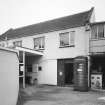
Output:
top-left (0, 7), bottom-right (94, 89)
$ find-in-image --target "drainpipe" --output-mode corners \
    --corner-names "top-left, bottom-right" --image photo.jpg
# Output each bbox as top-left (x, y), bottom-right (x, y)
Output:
top-left (87, 23), bottom-right (91, 89)
top-left (87, 55), bottom-right (91, 89)
top-left (23, 51), bottom-right (25, 88)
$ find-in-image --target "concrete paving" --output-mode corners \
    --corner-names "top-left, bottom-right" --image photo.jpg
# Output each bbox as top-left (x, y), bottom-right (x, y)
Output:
top-left (17, 85), bottom-right (105, 105)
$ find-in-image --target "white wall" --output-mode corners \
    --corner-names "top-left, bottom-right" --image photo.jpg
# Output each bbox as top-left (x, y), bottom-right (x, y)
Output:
top-left (0, 49), bottom-right (19, 105)
top-left (30, 26), bottom-right (89, 85)
top-left (44, 26), bottom-right (89, 59)
top-left (32, 56), bottom-right (57, 85)
top-left (2, 26), bottom-right (89, 58)
top-left (36, 59), bottom-right (57, 85)
top-left (0, 26), bottom-right (90, 85)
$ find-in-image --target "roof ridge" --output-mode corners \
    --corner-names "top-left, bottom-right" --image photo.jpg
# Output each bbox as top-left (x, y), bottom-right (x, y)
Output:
top-left (85, 7), bottom-right (94, 23)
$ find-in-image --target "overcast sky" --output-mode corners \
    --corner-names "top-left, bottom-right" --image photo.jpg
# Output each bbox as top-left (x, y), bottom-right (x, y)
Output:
top-left (0, 0), bottom-right (105, 34)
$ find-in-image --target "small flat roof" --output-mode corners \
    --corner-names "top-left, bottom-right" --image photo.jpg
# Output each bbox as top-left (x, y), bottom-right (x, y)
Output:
top-left (90, 21), bottom-right (105, 25)
top-left (15, 47), bottom-right (44, 56)
top-left (0, 46), bottom-right (18, 54)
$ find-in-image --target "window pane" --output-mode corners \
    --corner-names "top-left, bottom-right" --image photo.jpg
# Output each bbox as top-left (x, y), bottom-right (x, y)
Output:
top-left (91, 25), bottom-right (97, 39)
top-left (34, 38), bottom-right (41, 49)
top-left (19, 51), bottom-right (23, 63)
top-left (41, 37), bottom-right (45, 49)
top-left (98, 24), bottom-right (104, 38)
top-left (34, 37), bottom-right (45, 49)
top-left (60, 32), bottom-right (69, 46)
top-left (70, 31), bottom-right (75, 45)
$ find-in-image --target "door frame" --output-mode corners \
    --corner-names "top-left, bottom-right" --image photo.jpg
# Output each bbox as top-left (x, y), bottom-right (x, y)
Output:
top-left (57, 59), bottom-right (74, 86)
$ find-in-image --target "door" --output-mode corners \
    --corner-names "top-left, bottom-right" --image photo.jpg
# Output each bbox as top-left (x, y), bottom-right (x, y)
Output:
top-left (57, 59), bottom-right (65, 86)
top-left (65, 63), bottom-right (74, 85)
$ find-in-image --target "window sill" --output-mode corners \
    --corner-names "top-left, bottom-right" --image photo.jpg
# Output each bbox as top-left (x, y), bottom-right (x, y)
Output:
top-left (34, 48), bottom-right (45, 52)
top-left (59, 45), bottom-right (75, 48)
top-left (90, 37), bottom-right (105, 41)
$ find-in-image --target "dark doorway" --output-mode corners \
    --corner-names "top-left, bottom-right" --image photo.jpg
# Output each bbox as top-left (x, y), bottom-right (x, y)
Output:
top-left (65, 63), bottom-right (74, 85)
top-left (91, 55), bottom-right (105, 89)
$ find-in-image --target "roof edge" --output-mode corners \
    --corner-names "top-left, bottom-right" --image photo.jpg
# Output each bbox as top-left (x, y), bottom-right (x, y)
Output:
top-left (90, 21), bottom-right (105, 25)
top-left (0, 7), bottom-right (94, 41)
top-left (1, 25), bottom-right (85, 41)
top-left (5, 8), bottom-right (93, 32)
top-left (85, 7), bottom-right (94, 24)
top-left (0, 46), bottom-right (18, 54)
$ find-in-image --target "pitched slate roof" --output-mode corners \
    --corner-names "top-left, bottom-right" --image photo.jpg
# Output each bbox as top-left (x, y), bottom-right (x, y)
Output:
top-left (0, 7), bottom-right (94, 41)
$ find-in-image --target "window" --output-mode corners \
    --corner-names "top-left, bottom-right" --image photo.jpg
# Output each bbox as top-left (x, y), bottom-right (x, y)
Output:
top-left (70, 31), bottom-right (75, 45)
top-left (34, 37), bottom-right (45, 50)
top-left (98, 24), bottom-right (104, 38)
top-left (13, 41), bottom-right (22, 47)
top-left (59, 31), bottom-right (75, 47)
top-left (91, 25), bottom-right (97, 39)
top-left (91, 24), bottom-right (105, 39)
top-left (0, 43), bottom-right (5, 47)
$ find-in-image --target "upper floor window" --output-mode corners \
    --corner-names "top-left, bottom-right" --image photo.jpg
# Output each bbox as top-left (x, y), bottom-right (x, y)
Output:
top-left (13, 41), bottom-right (22, 47)
top-left (0, 43), bottom-right (5, 47)
top-left (34, 37), bottom-right (45, 50)
top-left (91, 24), bottom-right (105, 39)
top-left (59, 31), bottom-right (75, 47)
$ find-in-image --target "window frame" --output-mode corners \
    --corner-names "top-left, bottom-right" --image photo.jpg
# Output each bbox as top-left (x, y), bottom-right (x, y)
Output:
top-left (33, 36), bottom-right (45, 50)
top-left (59, 31), bottom-right (75, 48)
top-left (13, 40), bottom-right (22, 47)
top-left (98, 24), bottom-right (105, 38)
top-left (91, 24), bottom-right (105, 39)
top-left (0, 43), bottom-right (5, 47)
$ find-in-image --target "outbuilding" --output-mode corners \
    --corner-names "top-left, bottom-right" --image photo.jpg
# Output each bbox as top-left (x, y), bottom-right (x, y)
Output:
top-left (0, 47), bottom-right (19, 105)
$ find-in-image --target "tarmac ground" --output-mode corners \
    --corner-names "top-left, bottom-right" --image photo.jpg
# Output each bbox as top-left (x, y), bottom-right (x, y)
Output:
top-left (17, 85), bottom-right (105, 105)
